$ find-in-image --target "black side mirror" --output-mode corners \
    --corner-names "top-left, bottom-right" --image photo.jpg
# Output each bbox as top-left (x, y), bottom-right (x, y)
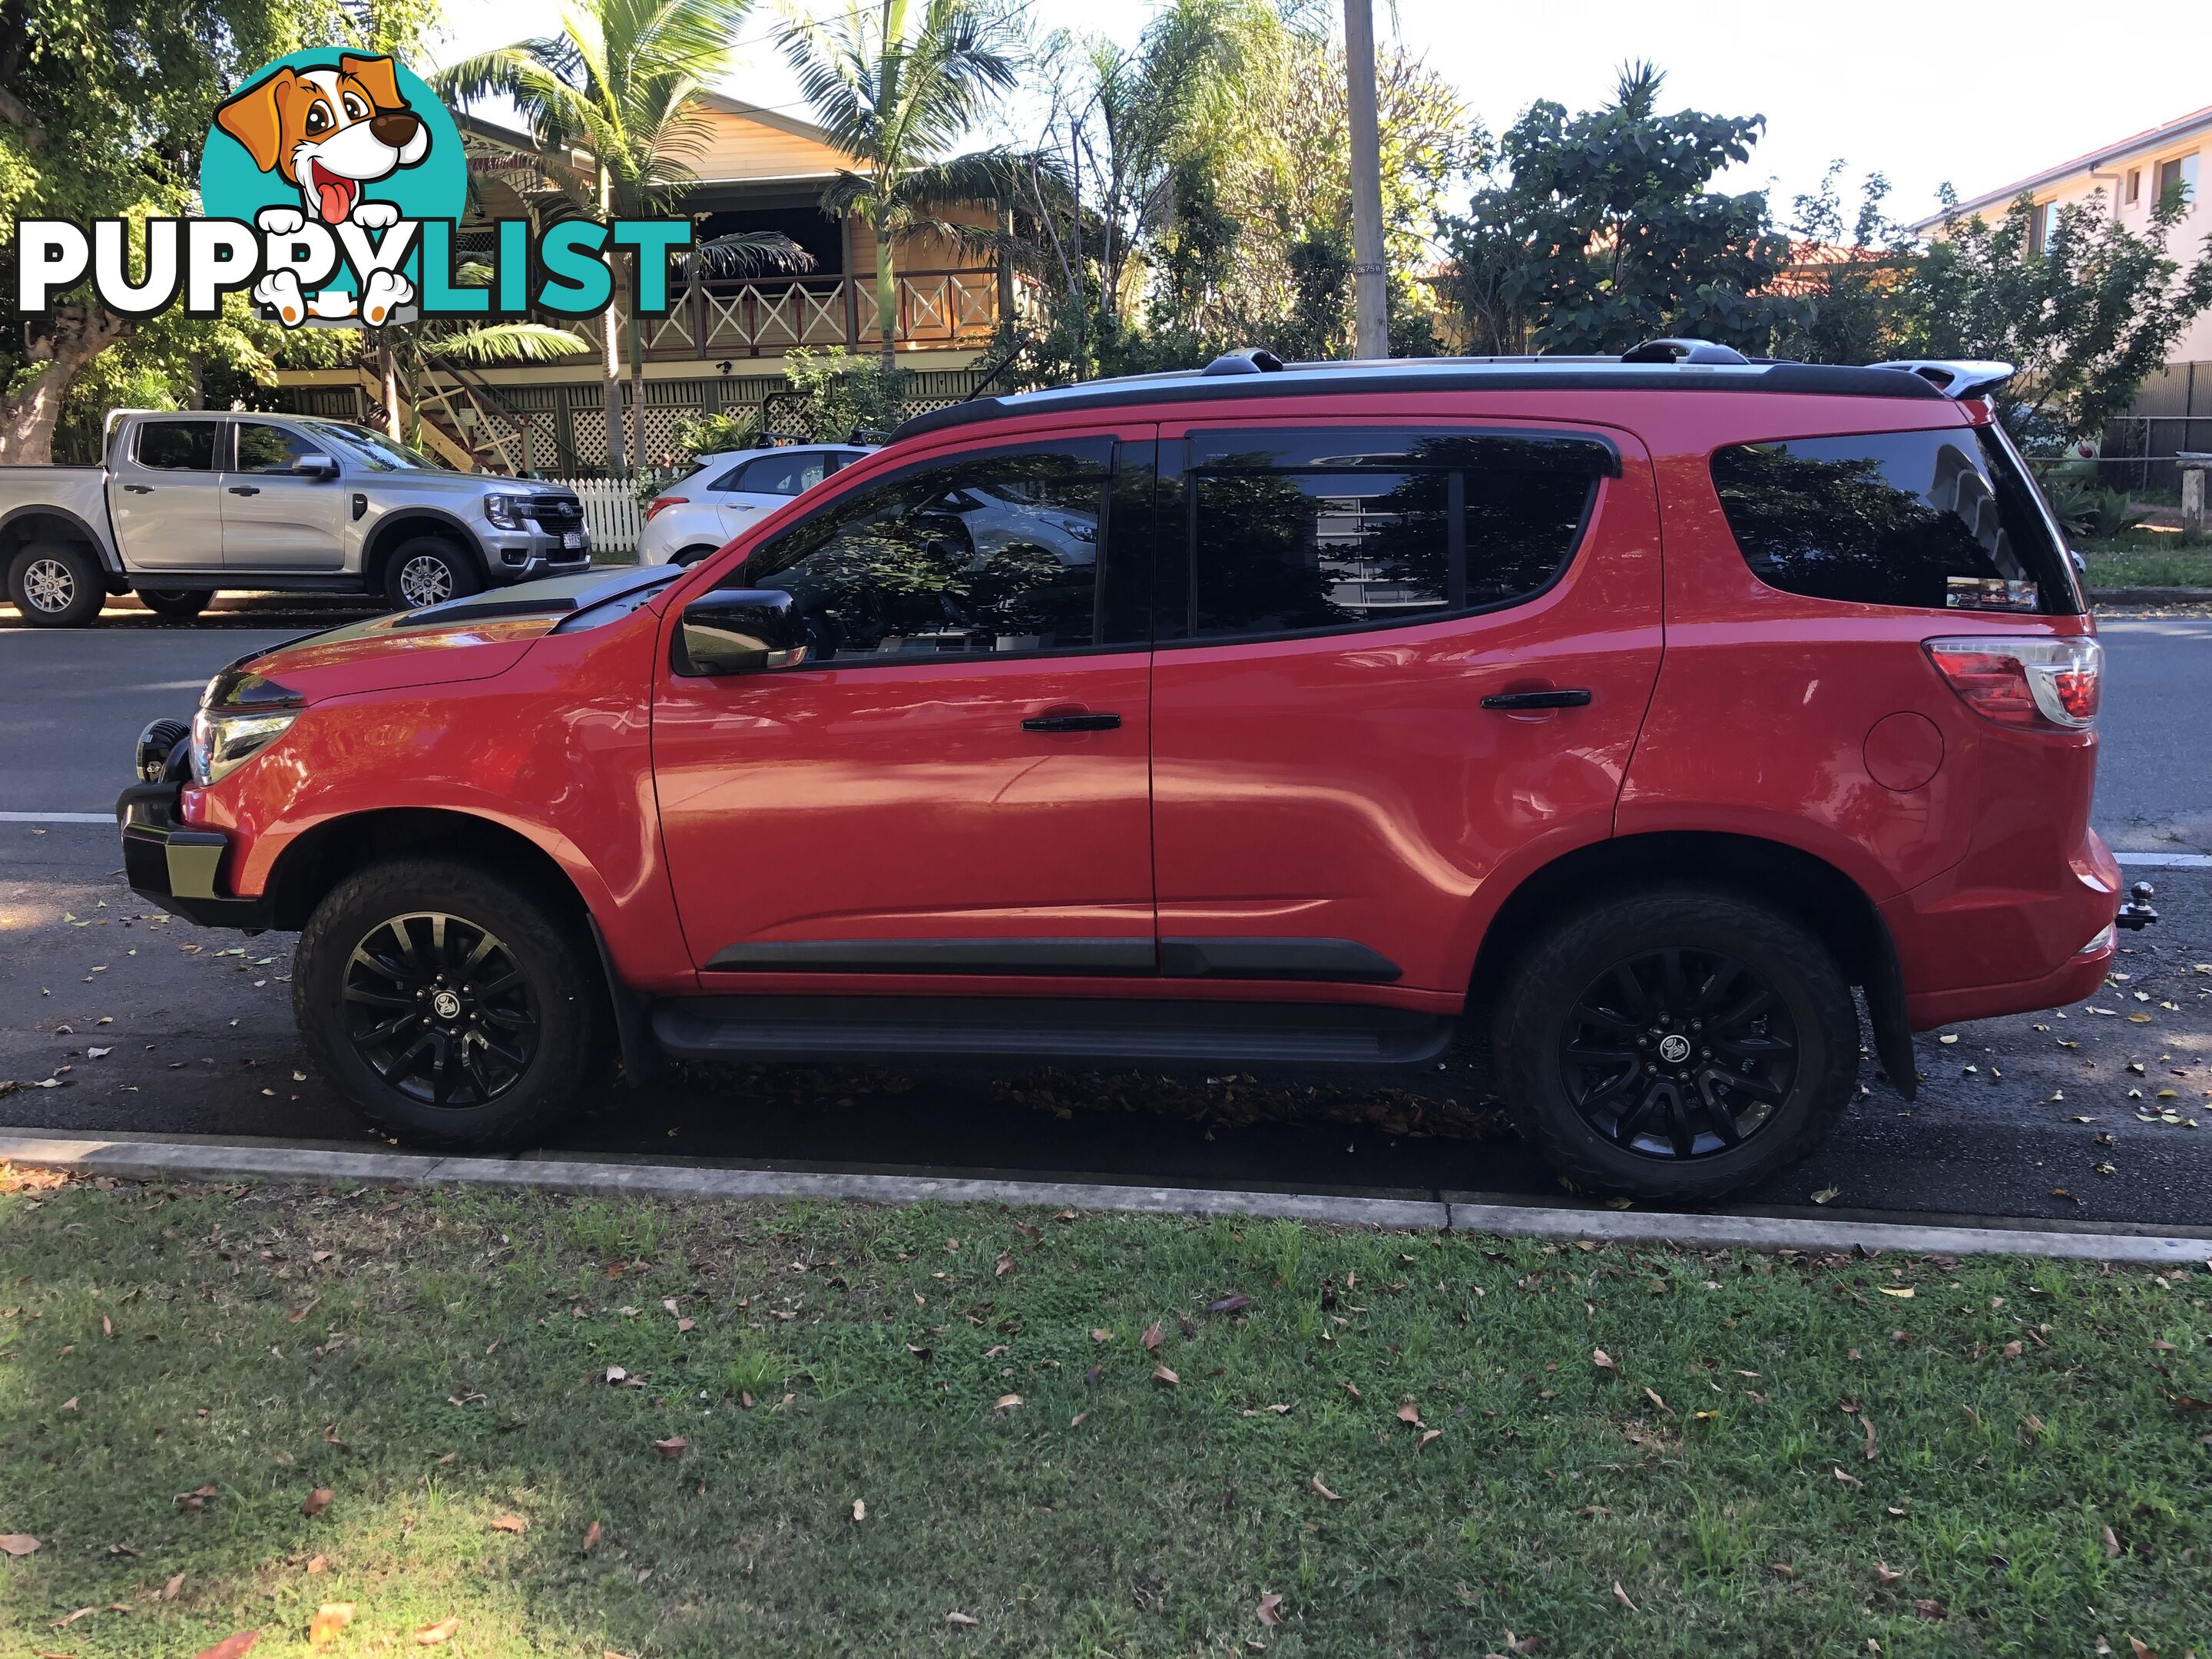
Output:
top-left (675, 588), bottom-right (810, 677)
top-left (294, 452), bottom-right (340, 481)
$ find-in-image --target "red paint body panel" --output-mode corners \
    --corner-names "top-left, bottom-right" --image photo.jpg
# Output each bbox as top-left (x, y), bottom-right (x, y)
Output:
top-left (175, 380), bottom-right (2115, 1038)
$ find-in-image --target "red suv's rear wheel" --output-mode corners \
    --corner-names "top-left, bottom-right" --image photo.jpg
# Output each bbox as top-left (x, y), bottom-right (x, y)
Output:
top-left (1492, 888), bottom-right (1858, 1202)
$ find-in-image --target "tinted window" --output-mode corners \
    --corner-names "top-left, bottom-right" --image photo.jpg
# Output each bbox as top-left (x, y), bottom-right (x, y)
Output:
top-left (137, 420), bottom-right (219, 472)
top-left (745, 440), bottom-right (1112, 661)
top-left (737, 451), bottom-right (831, 497)
top-left (1185, 430), bottom-right (1600, 641)
top-left (1712, 428), bottom-right (2080, 614)
top-left (233, 422), bottom-right (316, 473)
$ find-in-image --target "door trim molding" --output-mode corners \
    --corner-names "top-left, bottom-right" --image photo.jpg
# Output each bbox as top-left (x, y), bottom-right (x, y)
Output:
top-left (704, 937), bottom-right (1158, 975)
top-left (1158, 937), bottom-right (1402, 982)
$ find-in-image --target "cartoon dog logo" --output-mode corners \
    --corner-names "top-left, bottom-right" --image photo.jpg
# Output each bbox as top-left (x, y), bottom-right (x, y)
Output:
top-left (214, 55), bottom-right (429, 325)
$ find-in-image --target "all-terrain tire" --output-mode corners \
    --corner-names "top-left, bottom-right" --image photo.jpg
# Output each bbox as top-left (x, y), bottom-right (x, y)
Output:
top-left (382, 536), bottom-right (483, 611)
top-left (137, 588), bottom-right (213, 619)
top-left (1489, 886), bottom-right (1859, 1203)
top-left (294, 856), bottom-right (610, 1151)
top-left (7, 541), bottom-right (105, 628)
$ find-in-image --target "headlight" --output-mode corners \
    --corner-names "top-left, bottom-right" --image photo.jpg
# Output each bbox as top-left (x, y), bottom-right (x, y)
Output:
top-left (485, 492), bottom-right (528, 530)
top-left (191, 707), bottom-right (300, 785)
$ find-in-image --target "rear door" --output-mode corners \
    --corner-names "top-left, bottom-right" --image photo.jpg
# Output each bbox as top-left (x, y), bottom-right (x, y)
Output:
top-left (109, 418), bottom-right (226, 571)
top-left (1147, 419), bottom-right (1664, 994)
top-left (220, 419), bottom-right (348, 570)
top-left (714, 449), bottom-right (835, 537)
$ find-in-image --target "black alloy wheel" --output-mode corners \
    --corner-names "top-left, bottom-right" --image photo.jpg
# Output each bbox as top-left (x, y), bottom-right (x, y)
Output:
top-left (1556, 946), bottom-right (1796, 1160)
top-left (342, 911), bottom-right (540, 1108)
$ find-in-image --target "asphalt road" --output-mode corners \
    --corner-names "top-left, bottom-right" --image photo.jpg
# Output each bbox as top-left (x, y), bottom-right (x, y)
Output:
top-left (1, 596), bottom-right (2207, 1228)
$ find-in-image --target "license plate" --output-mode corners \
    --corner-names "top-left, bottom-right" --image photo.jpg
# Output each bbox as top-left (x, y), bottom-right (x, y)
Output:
top-left (561, 531), bottom-right (583, 550)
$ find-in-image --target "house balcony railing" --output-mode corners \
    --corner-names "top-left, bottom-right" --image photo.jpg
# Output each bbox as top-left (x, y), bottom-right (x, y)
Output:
top-left (630, 267), bottom-right (1034, 359)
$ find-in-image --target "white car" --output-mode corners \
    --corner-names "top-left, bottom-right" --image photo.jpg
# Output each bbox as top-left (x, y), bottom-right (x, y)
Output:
top-left (637, 444), bottom-right (873, 565)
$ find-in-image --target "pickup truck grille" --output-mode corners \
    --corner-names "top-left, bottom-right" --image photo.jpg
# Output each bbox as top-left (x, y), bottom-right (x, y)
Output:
top-left (524, 495), bottom-right (585, 535)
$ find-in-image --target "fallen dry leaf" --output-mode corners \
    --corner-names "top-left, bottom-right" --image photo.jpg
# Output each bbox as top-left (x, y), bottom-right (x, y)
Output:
top-left (1833, 1466), bottom-right (1863, 1488)
top-left (945, 1610), bottom-right (979, 1627)
top-left (1153, 1365), bottom-right (1180, 1387)
top-left (2131, 1637), bottom-right (2157, 1659)
top-left (1257, 1592), bottom-right (1283, 1627)
top-left (1396, 1401), bottom-right (1423, 1426)
top-left (1912, 1598), bottom-right (1946, 1621)
top-left (995, 1252), bottom-right (1013, 1277)
top-left (1644, 1386), bottom-right (1671, 1416)
top-left (652, 1437), bottom-right (687, 1460)
top-left (51, 1606), bottom-right (91, 1628)
top-left (307, 1603), bottom-right (355, 1648)
top-left (490, 1514), bottom-right (526, 1533)
top-left (851, 1499), bottom-right (866, 1523)
top-left (301, 1488), bottom-right (333, 1518)
top-left (2104, 1524), bottom-right (2123, 1558)
top-left (2021, 1413), bottom-right (2045, 1444)
top-left (1417, 1429), bottom-right (1442, 1452)
top-left (1141, 1321), bottom-right (1164, 1353)
top-left (2002, 1340), bottom-right (2024, 1360)
top-left (1310, 1475), bottom-right (1343, 1502)
top-left (414, 1616), bottom-right (460, 1646)
top-left (194, 1634), bottom-right (260, 1659)
top-left (305, 1555), bottom-right (328, 1574)
top-left (1207, 1294), bottom-right (1252, 1315)
top-left (1612, 1580), bottom-right (1637, 1612)
top-left (1592, 1348), bottom-right (1618, 1373)
top-left (176, 1485), bottom-right (219, 1512)
top-left (164, 1572), bottom-right (185, 1601)
top-left (1862, 1416), bottom-right (1878, 1461)
top-left (581, 1520), bottom-right (602, 1552)
top-left (992, 1394), bottom-right (1024, 1414)
top-left (0, 1535), bottom-right (38, 1556)
top-left (1089, 1329), bottom-right (1111, 1343)
top-left (1877, 1286), bottom-right (1914, 1299)
top-left (1874, 1562), bottom-right (1905, 1586)
top-left (1769, 1561), bottom-right (1796, 1581)
top-left (1810, 1186), bottom-right (1840, 1205)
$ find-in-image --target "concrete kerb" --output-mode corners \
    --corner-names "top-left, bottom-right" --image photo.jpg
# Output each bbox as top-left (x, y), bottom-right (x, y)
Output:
top-left (4, 1133), bottom-right (2210, 1263)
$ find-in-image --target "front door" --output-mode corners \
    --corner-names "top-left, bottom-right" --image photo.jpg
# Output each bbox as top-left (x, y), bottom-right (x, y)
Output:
top-left (1147, 418), bottom-right (1664, 994)
top-left (655, 428), bottom-right (1158, 980)
top-left (221, 419), bottom-right (348, 570)
top-left (108, 417), bottom-right (227, 571)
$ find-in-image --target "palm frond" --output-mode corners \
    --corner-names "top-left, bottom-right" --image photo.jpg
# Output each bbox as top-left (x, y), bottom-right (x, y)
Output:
top-left (426, 322), bottom-right (595, 362)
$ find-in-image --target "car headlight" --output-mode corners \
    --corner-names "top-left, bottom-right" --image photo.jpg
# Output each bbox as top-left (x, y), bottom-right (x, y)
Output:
top-left (192, 664), bottom-right (304, 786)
top-left (485, 492), bottom-right (529, 531)
top-left (191, 707), bottom-right (300, 785)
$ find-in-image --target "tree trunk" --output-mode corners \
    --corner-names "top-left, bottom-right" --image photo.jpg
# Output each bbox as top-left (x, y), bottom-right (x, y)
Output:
top-left (626, 250), bottom-right (649, 477)
top-left (379, 341), bottom-right (404, 442)
top-left (876, 217), bottom-right (897, 371)
top-left (600, 165), bottom-right (629, 478)
top-left (0, 303), bottom-right (133, 465)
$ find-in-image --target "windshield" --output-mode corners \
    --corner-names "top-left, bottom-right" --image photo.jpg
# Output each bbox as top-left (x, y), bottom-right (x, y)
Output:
top-left (312, 422), bottom-right (449, 472)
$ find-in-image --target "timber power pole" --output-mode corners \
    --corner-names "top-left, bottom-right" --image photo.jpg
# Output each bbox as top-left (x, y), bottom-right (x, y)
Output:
top-left (1343, 0), bottom-right (1389, 359)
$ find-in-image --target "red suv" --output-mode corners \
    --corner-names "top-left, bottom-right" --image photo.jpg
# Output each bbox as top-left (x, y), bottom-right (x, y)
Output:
top-left (116, 343), bottom-right (2134, 1201)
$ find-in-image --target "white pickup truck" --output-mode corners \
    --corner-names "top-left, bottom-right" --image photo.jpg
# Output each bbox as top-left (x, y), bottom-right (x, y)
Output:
top-left (0, 409), bottom-right (591, 625)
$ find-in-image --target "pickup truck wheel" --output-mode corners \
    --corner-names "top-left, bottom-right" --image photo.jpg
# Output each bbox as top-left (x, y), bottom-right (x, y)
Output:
top-left (1490, 887), bottom-right (1859, 1204)
top-left (6, 541), bottom-right (104, 628)
top-left (295, 857), bottom-right (608, 1151)
top-left (383, 537), bottom-right (482, 611)
top-left (137, 589), bottom-right (212, 619)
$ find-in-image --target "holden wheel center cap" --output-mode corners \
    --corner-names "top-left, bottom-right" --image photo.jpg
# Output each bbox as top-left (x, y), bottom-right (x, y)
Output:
top-left (1657, 1033), bottom-right (1692, 1065)
top-left (432, 990), bottom-right (463, 1020)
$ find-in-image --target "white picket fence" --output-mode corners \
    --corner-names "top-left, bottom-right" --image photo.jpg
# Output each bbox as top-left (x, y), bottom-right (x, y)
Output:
top-left (545, 477), bottom-right (647, 557)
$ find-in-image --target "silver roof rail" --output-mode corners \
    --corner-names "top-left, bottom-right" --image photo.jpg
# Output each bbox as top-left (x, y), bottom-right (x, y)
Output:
top-left (1870, 359), bottom-right (2015, 400)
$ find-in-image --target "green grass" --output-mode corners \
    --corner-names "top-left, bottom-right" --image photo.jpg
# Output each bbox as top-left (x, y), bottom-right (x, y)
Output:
top-left (1, 1175), bottom-right (2208, 1657)
top-left (2076, 535), bottom-right (2212, 591)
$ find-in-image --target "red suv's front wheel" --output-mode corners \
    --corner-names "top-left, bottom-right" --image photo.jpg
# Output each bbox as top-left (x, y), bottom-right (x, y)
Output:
top-left (1491, 887), bottom-right (1859, 1202)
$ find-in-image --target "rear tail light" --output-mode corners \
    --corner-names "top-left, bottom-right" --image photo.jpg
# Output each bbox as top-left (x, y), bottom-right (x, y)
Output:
top-left (645, 495), bottom-right (687, 520)
top-left (1924, 636), bottom-right (2101, 730)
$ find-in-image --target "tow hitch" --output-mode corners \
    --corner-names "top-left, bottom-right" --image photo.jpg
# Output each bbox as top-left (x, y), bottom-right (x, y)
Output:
top-left (2117, 880), bottom-right (2159, 931)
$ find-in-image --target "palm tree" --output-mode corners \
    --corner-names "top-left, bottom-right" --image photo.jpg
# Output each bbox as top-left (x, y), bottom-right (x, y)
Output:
top-left (779, 0), bottom-right (1019, 369)
top-left (434, 0), bottom-right (804, 475)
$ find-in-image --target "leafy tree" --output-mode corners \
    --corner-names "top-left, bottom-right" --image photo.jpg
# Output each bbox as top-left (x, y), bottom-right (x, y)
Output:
top-left (1444, 62), bottom-right (1801, 356)
top-left (1765, 163), bottom-right (1914, 366)
top-left (1899, 187), bottom-right (2212, 445)
top-left (777, 0), bottom-right (1020, 370)
top-left (0, 0), bottom-right (377, 459)
top-left (437, 0), bottom-right (811, 475)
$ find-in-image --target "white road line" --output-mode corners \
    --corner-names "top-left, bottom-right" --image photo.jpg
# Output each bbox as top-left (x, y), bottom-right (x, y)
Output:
top-left (0, 812), bottom-right (112, 824)
top-left (0, 1134), bottom-right (2206, 1262)
top-left (2114, 851), bottom-right (2212, 869)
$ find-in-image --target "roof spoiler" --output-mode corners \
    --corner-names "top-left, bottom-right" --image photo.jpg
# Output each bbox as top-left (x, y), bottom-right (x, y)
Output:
top-left (1869, 359), bottom-right (2015, 400)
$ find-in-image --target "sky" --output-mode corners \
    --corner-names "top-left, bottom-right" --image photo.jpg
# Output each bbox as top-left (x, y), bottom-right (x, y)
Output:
top-left (426, 0), bottom-right (2207, 230)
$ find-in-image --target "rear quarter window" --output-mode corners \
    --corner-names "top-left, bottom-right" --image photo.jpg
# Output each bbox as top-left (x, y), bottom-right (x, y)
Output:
top-left (1710, 427), bottom-right (2081, 615)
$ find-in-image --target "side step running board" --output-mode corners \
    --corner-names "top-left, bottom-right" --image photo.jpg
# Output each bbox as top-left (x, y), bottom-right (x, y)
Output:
top-left (651, 995), bottom-right (1456, 1068)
